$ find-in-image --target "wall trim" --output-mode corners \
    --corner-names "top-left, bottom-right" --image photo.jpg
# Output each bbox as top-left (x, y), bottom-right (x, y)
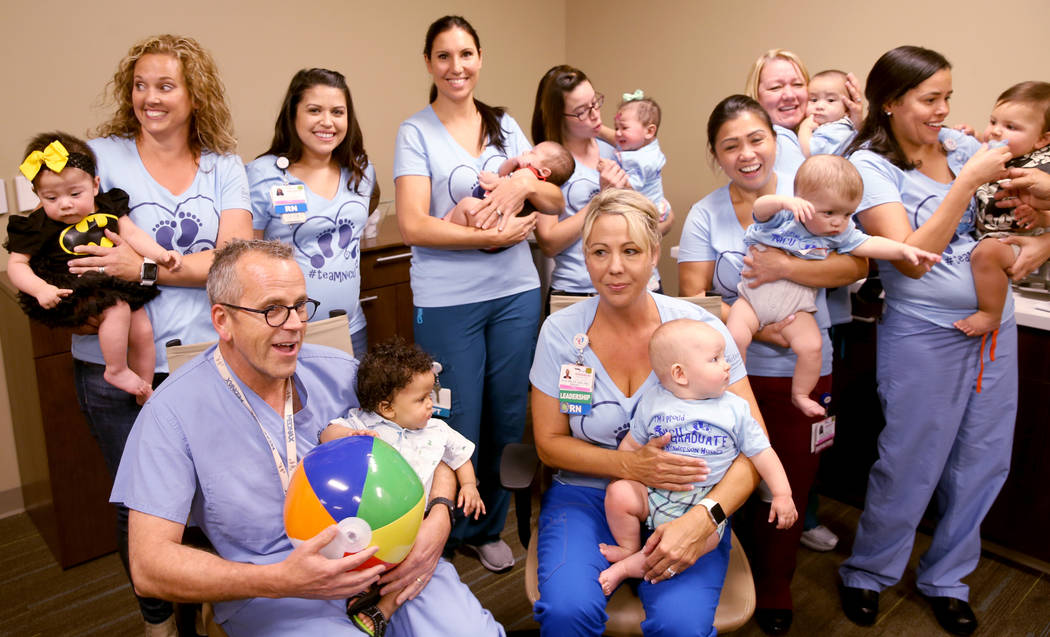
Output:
top-left (0, 487), bottom-right (25, 520)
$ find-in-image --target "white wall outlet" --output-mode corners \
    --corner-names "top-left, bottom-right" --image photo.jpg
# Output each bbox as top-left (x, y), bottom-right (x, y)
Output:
top-left (14, 175), bottom-right (38, 212)
top-left (0, 179), bottom-right (8, 215)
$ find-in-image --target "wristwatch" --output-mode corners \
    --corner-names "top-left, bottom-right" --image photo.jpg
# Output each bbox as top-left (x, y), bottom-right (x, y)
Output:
top-left (699, 498), bottom-right (726, 528)
top-left (140, 257), bottom-right (159, 286)
top-left (426, 496), bottom-right (456, 528)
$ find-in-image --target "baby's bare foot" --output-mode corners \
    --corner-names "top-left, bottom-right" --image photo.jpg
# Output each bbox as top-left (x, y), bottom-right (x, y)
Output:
top-left (105, 367), bottom-right (151, 399)
top-left (598, 542), bottom-right (634, 564)
top-left (953, 311), bottom-right (1000, 337)
top-left (136, 385), bottom-right (153, 406)
top-left (598, 562), bottom-right (631, 596)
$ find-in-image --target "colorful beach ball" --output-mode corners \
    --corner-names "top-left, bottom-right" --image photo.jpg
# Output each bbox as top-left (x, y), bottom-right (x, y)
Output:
top-left (284, 435), bottom-right (425, 569)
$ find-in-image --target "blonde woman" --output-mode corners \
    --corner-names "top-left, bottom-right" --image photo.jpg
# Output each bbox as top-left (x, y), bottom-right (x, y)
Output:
top-left (529, 189), bottom-right (763, 636)
top-left (746, 49), bottom-right (863, 175)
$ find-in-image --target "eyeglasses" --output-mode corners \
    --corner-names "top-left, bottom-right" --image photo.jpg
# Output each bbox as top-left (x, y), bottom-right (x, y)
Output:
top-left (221, 298), bottom-right (319, 327)
top-left (563, 93), bottom-right (605, 120)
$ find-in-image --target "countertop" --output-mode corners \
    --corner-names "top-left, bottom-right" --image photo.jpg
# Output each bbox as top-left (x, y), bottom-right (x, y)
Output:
top-left (1013, 288), bottom-right (1050, 331)
top-left (361, 205), bottom-right (406, 252)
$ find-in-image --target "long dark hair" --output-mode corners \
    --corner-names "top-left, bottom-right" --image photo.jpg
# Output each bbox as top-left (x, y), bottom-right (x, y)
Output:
top-left (259, 68), bottom-right (371, 194)
top-left (531, 65), bottom-right (590, 144)
top-left (424, 16), bottom-right (507, 153)
top-left (706, 94), bottom-right (775, 155)
top-left (845, 46), bottom-right (951, 169)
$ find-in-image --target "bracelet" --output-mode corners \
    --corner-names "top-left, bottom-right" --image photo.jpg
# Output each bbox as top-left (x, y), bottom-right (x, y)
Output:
top-left (426, 496), bottom-right (456, 528)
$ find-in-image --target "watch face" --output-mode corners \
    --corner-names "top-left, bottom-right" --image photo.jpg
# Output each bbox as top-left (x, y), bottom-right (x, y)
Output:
top-left (710, 503), bottom-right (726, 524)
top-left (143, 262), bottom-right (159, 281)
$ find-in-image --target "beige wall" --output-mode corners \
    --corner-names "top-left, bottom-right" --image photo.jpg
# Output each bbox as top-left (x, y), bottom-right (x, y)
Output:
top-left (1, 0), bottom-right (1049, 514)
top-left (0, 0), bottom-right (567, 515)
top-left (566, 1), bottom-right (1050, 294)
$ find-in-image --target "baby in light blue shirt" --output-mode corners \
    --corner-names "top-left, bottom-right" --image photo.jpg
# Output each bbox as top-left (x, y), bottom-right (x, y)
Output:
top-left (599, 319), bottom-right (795, 594)
top-left (799, 70), bottom-right (857, 157)
top-left (613, 92), bottom-right (671, 222)
top-left (728, 155), bottom-right (941, 417)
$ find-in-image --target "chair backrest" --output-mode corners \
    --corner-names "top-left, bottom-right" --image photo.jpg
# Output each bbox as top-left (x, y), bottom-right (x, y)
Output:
top-left (164, 314), bottom-right (354, 373)
top-left (549, 293), bottom-right (722, 317)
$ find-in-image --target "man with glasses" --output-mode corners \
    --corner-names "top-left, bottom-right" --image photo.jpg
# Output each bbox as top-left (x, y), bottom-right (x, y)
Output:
top-left (109, 239), bottom-right (499, 636)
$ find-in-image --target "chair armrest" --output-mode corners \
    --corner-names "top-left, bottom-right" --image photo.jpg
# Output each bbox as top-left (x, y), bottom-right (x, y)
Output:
top-left (500, 443), bottom-right (540, 490)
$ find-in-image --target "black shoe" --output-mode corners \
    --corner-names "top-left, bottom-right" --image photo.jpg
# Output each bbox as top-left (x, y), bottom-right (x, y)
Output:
top-left (839, 584), bottom-right (879, 626)
top-left (754, 608), bottom-right (793, 635)
top-left (925, 596), bottom-right (977, 636)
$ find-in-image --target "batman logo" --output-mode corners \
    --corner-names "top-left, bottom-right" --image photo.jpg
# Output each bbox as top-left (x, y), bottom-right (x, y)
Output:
top-left (59, 213), bottom-right (120, 255)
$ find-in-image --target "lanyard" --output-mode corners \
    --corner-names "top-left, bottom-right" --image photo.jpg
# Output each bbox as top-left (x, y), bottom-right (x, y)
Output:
top-left (213, 348), bottom-right (297, 494)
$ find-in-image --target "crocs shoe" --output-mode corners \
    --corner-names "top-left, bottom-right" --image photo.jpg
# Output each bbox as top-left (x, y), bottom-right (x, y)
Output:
top-left (800, 525), bottom-right (839, 551)
top-left (464, 539), bottom-right (515, 572)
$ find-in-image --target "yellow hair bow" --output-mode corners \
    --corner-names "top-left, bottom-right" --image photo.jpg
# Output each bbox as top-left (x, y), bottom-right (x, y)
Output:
top-left (622, 89), bottom-right (645, 102)
top-left (19, 141), bottom-right (69, 182)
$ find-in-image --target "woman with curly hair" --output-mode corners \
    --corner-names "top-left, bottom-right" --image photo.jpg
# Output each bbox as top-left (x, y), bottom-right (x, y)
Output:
top-left (64, 33), bottom-right (252, 636)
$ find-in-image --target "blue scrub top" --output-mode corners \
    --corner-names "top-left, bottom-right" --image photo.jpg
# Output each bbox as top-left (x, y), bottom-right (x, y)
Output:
top-left (393, 106), bottom-right (539, 307)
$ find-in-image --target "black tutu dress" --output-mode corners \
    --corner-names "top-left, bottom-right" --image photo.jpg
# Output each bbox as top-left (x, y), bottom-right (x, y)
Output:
top-left (4, 188), bottom-right (160, 328)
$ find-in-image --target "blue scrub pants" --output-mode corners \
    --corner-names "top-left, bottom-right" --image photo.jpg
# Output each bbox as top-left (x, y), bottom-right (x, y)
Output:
top-left (839, 308), bottom-right (1017, 600)
top-left (220, 559), bottom-right (504, 636)
top-left (414, 288), bottom-right (541, 547)
top-left (534, 482), bottom-right (730, 637)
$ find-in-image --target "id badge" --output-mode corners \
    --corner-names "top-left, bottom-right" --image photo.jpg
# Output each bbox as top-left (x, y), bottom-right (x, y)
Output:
top-left (270, 184), bottom-right (308, 223)
top-left (810, 415), bottom-right (835, 453)
top-left (558, 364), bottom-right (594, 415)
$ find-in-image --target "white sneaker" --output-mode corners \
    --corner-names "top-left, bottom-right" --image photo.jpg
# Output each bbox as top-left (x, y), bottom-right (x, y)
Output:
top-left (800, 525), bottom-right (839, 551)
top-left (143, 616), bottom-right (177, 637)
top-left (464, 539), bottom-right (515, 572)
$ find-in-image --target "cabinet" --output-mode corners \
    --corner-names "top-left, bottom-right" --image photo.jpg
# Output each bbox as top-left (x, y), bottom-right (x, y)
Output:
top-left (0, 274), bottom-right (117, 568)
top-left (981, 325), bottom-right (1050, 563)
top-left (359, 217), bottom-right (414, 349)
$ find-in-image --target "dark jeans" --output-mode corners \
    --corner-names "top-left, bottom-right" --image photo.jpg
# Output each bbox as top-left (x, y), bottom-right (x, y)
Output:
top-left (73, 359), bottom-right (173, 624)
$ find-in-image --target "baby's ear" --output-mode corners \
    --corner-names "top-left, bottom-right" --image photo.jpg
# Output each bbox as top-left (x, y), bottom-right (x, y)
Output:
top-left (376, 399), bottom-right (395, 420)
top-left (537, 166), bottom-right (552, 179)
top-left (670, 362), bottom-right (688, 385)
top-left (1035, 130), bottom-right (1050, 151)
top-left (645, 124), bottom-right (657, 140)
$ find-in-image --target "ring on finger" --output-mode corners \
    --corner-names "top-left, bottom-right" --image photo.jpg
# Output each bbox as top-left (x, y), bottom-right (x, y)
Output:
top-left (98, 266), bottom-right (105, 274)
top-left (416, 577), bottom-right (424, 584)
top-left (666, 567), bottom-right (677, 577)
top-left (496, 208), bottom-right (503, 217)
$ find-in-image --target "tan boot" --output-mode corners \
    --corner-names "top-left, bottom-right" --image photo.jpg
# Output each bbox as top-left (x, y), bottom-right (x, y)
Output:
top-left (143, 615), bottom-right (178, 637)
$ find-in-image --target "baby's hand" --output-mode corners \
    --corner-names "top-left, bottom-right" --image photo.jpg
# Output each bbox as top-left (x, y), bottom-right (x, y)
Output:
top-left (768, 494), bottom-right (798, 529)
top-left (36, 285), bottom-right (72, 309)
top-left (498, 157), bottom-right (523, 178)
top-left (457, 484), bottom-right (486, 520)
top-left (1013, 204), bottom-right (1050, 229)
top-left (477, 170), bottom-right (502, 192)
top-left (799, 115), bottom-right (819, 134)
top-left (784, 196), bottom-right (816, 224)
top-left (157, 250), bottom-right (182, 272)
top-left (900, 244), bottom-right (942, 270)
